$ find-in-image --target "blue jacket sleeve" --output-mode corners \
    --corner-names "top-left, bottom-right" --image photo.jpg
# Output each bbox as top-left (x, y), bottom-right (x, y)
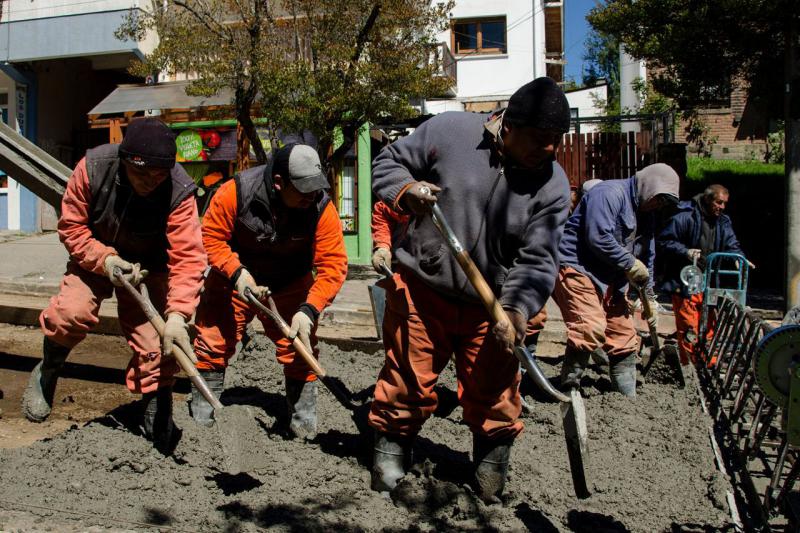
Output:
top-left (371, 119), bottom-right (435, 210)
top-left (720, 217), bottom-right (743, 255)
top-left (657, 213), bottom-right (690, 260)
top-left (635, 217), bottom-right (656, 291)
top-left (500, 189), bottom-right (570, 319)
top-left (584, 190), bottom-right (635, 272)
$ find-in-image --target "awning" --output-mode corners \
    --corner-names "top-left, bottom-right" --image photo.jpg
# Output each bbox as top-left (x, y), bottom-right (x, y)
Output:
top-left (88, 80), bottom-right (233, 117)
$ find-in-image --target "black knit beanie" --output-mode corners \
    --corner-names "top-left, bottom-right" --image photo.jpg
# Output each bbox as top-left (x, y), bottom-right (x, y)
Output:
top-left (504, 77), bottom-right (571, 133)
top-left (118, 118), bottom-right (177, 169)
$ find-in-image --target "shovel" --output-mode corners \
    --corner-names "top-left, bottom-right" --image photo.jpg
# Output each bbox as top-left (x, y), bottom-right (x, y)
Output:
top-left (114, 269), bottom-right (259, 473)
top-left (636, 286), bottom-right (684, 387)
top-left (243, 288), bottom-right (357, 411)
top-left (368, 262), bottom-right (393, 339)
top-left (428, 202), bottom-right (591, 499)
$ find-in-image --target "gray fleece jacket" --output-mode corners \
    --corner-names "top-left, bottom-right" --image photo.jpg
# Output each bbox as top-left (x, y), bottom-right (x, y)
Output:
top-left (372, 111), bottom-right (571, 320)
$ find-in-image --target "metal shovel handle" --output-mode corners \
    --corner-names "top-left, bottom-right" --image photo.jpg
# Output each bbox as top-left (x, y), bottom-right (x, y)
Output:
top-left (428, 203), bottom-right (569, 404)
top-left (113, 268), bottom-right (223, 410)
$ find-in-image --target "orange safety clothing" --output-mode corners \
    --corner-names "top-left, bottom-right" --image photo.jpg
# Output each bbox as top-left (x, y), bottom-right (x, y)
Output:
top-left (200, 178), bottom-right (347, 312)
top-left (371, 200), bottom-right (409, 251)
top-left (672, 293), bottom-right (715, 365)
top-left (42, 157), bottom-right (206, 393)
top-left (368, 267), bottom-right (523, 439)
top-left (193, 177), bottom-right (347, 379)
top-left (553, 266), bottom-right (640, 359)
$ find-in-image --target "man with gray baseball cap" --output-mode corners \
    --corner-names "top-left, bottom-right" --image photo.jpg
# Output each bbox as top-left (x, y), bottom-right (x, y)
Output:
top-left (190, 143), bottom-right (347, 439)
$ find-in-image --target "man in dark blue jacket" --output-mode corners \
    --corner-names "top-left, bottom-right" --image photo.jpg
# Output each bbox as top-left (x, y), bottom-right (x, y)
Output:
top-left (553, 164), bottom-right (680, 397)
top-left (657, 184), bottom-right (744, 364)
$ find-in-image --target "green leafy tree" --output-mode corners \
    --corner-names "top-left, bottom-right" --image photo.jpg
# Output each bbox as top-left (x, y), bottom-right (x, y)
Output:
top-left (117, 0), bottom-right (454, 165)
top-left (587, 0), bottom-right (795, 111)
top-left (582, 28), bottom-right (619, 114)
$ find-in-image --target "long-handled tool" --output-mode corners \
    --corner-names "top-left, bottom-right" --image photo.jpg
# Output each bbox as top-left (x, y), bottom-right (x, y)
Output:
top-left (427, 202), bottom-right (591, 499)
top-left (243, 288), bottom-right (356, 411)
top-left (368, 262), bottom-right (393, 339)
top-left (636, 285), bottom-right (684, 387)
top-left (115, 269), bottom-right (262, 473)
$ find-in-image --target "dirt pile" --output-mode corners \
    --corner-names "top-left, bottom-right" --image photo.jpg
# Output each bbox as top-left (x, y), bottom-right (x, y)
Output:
top-left (0, 334), bottom-right (735, 532)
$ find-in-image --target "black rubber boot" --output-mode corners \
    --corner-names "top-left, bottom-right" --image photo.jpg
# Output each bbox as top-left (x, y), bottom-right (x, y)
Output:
top-left (371, 431), bottom-right (412, 493)
top-left (286, 378), bottom-right (317, 439)
top-left (189, 370), bottom-right (225, 427)
top-left (473, 434), bottom-right (513, 503)
top-left (22, 337), bottom-right (71, 422)
top-left (610, 353), bottom-right (638, 397)
top-left (559, 348), bottom-right (591, 390)
top-left (142, 387), bottom-right (175, 453)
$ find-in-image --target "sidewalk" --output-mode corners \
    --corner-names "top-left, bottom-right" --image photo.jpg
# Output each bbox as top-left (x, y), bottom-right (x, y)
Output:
top-left (0, 232), bottom-right (676, 346)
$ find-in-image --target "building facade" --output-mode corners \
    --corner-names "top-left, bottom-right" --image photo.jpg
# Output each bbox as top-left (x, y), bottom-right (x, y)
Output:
top-left (425, 0), bottom-right (564, 114)
top-left (0, 0), bottom-right (153, 231)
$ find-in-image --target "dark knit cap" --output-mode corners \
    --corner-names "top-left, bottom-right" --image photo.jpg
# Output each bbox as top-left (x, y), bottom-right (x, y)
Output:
top-left (504, 77), bottom-right (571, 133)
top-left (118, 118), bottom-right (177, 169)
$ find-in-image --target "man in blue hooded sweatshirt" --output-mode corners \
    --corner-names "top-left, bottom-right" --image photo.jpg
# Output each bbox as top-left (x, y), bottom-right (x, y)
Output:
top-left (554, 163), bottom-right (680, 396)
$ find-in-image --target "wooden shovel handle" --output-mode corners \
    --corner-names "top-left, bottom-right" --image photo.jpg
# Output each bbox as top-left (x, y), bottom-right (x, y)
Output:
top-left (244, 289), bottom-right (327, 378)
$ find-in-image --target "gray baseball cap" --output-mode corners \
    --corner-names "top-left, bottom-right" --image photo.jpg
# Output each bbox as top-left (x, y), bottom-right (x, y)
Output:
top-left (273, 143), bottom-right (330, 194)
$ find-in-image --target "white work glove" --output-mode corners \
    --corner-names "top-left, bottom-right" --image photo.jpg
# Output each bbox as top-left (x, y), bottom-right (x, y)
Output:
top-left (687, 249), bottom-right (701, 263)
top-left (162, 313), bottom-right (197, 364)
top-left (371, 247), bottom-right (392, 274)
top-left (103, 255), bottom-right (146, 287)
top-left (625, 258), bottom-right (650, 286)
top-left (234, 268), bottom-right (269, 300)
top-left (289, 311), bottom-right (314, 351)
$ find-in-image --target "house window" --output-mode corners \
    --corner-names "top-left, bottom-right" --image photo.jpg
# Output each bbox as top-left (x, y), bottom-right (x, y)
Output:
top-left (452, 17), bottom-right (507, 55)
top-left (338, 157), bottom-right (357, 234)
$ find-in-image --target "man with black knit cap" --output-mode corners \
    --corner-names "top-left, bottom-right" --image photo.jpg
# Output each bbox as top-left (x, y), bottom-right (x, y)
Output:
top-left (22, 118), bottom-right (206, 453)
top-left (368, 77), bottom-right (572, 501)
top-left (190, 143), bottom-right (347, 439)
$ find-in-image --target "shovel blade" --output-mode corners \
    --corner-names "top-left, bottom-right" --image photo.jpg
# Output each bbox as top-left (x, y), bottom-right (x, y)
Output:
top-left (368, 283), bottom-right (387, 339)
top-left (561, 389), bottom-right (591, 499)
top-left (214, 405), bottom-right (271, 475)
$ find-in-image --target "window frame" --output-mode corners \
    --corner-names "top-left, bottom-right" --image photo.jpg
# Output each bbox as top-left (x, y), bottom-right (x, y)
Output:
top-left (451, 17), bottom-right (507, 56)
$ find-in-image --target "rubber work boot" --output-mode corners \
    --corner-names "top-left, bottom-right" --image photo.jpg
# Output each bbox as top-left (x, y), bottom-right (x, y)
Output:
top-left (189, 370), bottom-right (225, 426)
top-left (473, 434), bottom-right (513, 502)
top-left (142, 387), bottom-right (175, 453)
top-left (286, 378), bottom-right (317, 439)
top-left (371, 431), bottom-right (412, 493)
top-left (22, 337), bottom-right (71, 422)
top-left (609, 353), bottom-right (638, 397)
top-left (559, 348), bottom-right (591, 390)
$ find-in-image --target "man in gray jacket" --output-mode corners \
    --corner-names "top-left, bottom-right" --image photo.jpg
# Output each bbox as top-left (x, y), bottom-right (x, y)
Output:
top-left (368, 78), bottom-right (572, 501)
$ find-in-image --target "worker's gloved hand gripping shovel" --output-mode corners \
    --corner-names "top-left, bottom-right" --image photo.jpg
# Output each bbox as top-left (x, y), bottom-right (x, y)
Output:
top-left (427, 200), bottom-right (591, 499)
top-left (114, 268), bottom-right (258, 474)
top-left (242, 288), bottom-right (356, 411)
top-left (635, 284), bottom-right (684, 387)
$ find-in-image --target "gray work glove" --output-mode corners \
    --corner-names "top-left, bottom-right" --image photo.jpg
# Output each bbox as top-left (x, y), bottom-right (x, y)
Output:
top-left (103, 255), bottom-right (146, 287)
top-left (371, 247), bottom-right (392, 274)
top-left (625, 258), bottom-right (650, 286)
top-left (162, 313), bottom-right (196, 364)
top-left (289, 311), bottom-right (314, 351)
top-left (234, 268), bottom-right (269, 300)
top-left (400, 181), bottom-right (442, 215)
top-left (687, 249), bottom-right (701, 263)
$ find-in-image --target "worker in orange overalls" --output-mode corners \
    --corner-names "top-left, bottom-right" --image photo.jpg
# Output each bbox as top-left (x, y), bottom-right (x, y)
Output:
top-left (368, 78), bottom-right (572, 502)
top-left (657, 184), bottom-right (747, 365)
top-left (22, 118), bottom-right (206, 452)
top-left (191, 143), bottom-right (347, 439)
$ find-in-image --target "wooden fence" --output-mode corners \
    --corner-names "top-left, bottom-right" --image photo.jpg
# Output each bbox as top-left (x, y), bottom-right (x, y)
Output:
top-left (556, 130), bottom-right (655, 187)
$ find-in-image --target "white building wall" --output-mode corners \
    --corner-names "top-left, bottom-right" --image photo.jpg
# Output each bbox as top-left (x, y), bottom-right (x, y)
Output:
top-left (619, 44), bottom-right (647, 133)
top-left (437, 0), bottom-right (543, 100)
top-left (2, 0), bottom-right (140, 22)
top-left (565, 84), bottom-right (607, 133)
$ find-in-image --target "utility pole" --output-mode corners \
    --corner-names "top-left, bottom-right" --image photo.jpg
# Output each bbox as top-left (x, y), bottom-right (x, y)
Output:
top-left (785, 4), bottom-right (800, 309)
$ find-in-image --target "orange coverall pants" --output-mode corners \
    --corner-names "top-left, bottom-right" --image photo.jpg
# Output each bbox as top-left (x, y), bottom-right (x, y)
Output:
top-left (39, 261), bottom-right (178, 394)
top-left (193, 271), bottom-right (320, 382)
top-left (672, 293), bottom-right (714, 365)
top-left (368, 268), bottom-right (523, 440)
